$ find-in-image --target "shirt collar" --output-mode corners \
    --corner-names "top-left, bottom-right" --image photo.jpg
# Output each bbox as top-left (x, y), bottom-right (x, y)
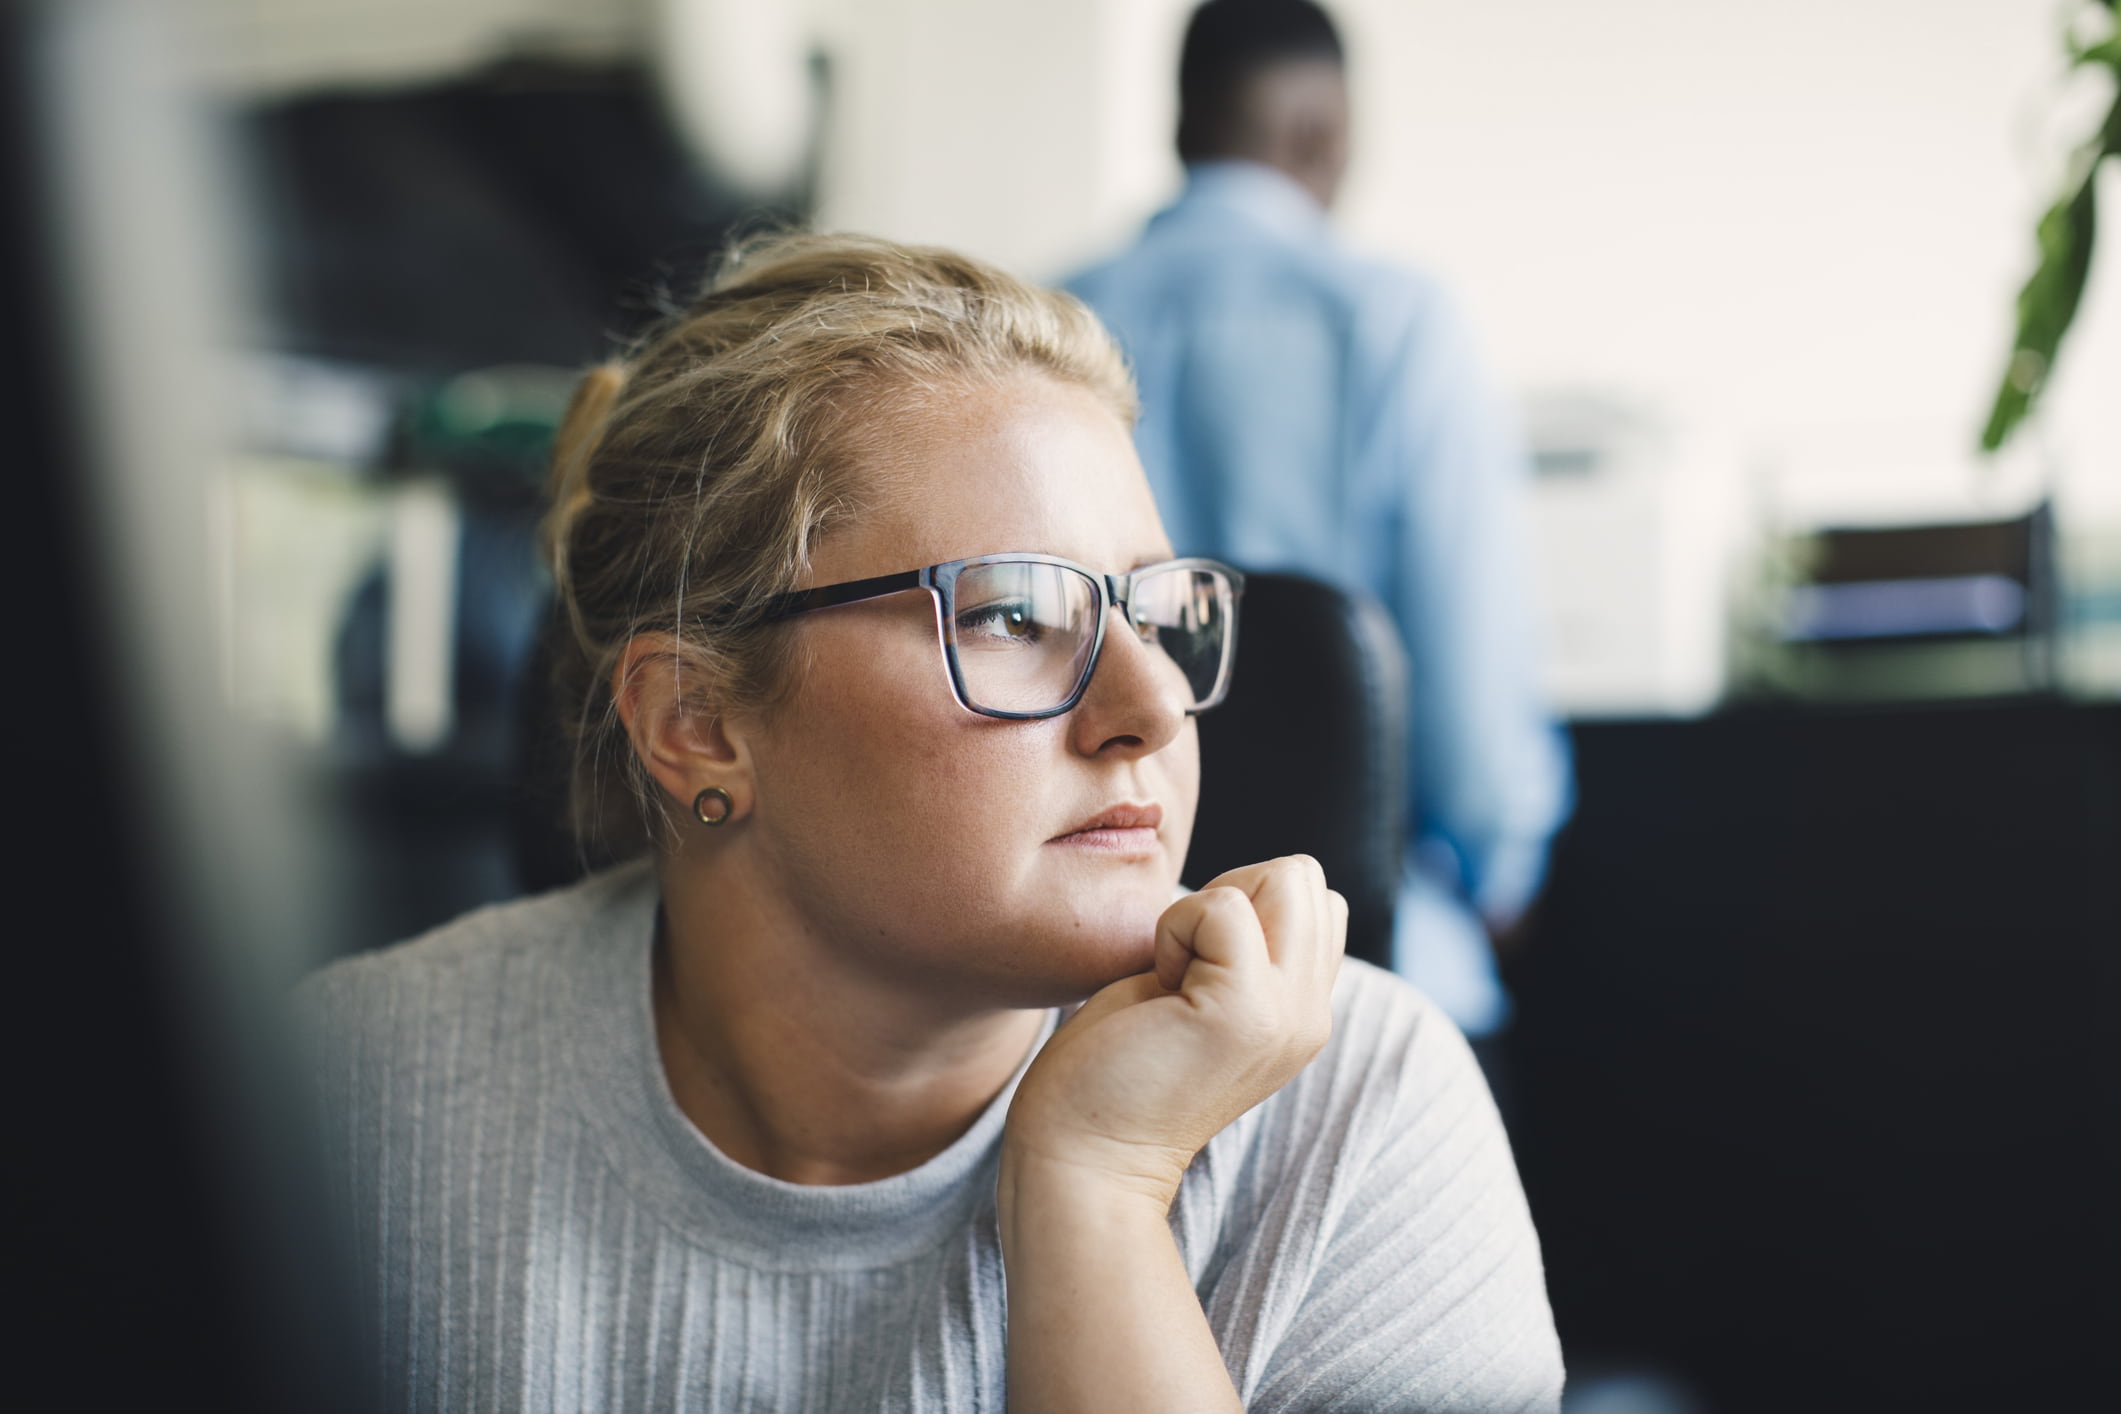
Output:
top-left (1165, 160), bottom-right (1330, 240)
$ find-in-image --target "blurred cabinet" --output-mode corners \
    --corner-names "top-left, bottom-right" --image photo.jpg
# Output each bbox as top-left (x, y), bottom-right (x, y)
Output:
top-left (1509, 701), bottom-right (2117, 1412)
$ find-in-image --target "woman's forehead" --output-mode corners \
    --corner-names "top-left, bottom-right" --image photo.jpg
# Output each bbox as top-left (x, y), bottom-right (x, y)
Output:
top-left (820, 374), bottom-right (1171, 578)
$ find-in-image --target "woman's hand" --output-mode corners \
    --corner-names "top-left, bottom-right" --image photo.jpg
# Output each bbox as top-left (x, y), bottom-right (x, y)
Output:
top-left (1002, 854), bottom-right (1348, 1209)
top-left (997, 856), bottom-right (1344, 1413)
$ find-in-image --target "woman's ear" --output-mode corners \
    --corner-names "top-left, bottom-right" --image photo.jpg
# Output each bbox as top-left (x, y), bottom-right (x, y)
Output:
top-left (611, 633), bottom-right (756, 825)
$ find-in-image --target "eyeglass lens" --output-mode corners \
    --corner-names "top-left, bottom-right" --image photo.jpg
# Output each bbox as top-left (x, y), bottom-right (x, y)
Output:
top-left (1127, 564), bottom-right (1232, 706)
top-left (948, 561), bottom-right (1231, 715)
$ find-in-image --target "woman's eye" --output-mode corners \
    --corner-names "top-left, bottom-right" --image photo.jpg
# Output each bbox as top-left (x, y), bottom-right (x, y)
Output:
top-left (957, 602), bottom-right (1043, 644)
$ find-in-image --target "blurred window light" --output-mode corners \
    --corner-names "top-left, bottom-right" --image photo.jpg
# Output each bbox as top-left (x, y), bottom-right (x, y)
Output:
top-left (384, 477), bottom-right (461, 754)
top-left (220, 459), bottom-right (392, 739)
top-left (235, 354), bottom-right (399, 465)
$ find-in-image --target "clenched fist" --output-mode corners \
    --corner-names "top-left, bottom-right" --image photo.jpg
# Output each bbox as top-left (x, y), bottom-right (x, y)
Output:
top-left (1002, 854), bottom-right (1348, 1208)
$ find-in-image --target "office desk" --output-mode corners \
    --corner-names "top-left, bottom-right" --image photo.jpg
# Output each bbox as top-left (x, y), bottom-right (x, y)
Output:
top-left (1507, 701), bottom-right (2116, 1412)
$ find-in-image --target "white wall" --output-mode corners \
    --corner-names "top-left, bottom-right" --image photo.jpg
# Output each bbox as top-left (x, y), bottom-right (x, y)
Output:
top-left (811, 0), bottom-right (1154, 279)
top-left (1334, 0), bottom-right (2118, 524)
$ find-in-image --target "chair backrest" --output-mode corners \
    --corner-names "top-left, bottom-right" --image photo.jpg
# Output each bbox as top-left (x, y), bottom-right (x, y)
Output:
top-left (513, 571), bottom-right (1409, 967)
top-left (1181, 572), bottom-right (1407, 969)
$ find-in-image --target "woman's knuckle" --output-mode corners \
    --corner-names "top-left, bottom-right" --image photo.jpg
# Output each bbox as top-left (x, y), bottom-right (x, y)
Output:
top-left (1281, 853), bottom-right (1326, 884)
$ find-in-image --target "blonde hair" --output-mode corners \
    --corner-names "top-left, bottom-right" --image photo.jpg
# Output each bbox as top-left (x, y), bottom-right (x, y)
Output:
top-left (544, 231), bottom-right (1138, 856)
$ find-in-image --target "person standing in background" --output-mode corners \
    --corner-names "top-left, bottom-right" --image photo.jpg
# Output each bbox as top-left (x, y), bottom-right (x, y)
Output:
top-left (1068, 0), bottom-right (1572, 1057)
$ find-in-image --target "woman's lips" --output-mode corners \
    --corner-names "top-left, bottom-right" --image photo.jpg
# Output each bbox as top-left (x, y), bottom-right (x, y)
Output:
top-left (1048, 802), bottom-right (1163, 856)
top-left (1049, 826), bottom-right (1161, 856)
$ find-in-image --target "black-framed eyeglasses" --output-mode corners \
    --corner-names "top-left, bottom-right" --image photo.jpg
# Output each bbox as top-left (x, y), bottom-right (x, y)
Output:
top-left (739, 553), bottom-right (1244, 721)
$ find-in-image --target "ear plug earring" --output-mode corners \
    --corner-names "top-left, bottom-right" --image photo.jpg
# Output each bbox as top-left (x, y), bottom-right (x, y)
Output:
top-left (693, 787), bottom-right (734, 826)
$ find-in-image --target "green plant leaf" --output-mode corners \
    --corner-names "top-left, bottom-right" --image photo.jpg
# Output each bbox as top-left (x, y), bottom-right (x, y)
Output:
top-left (1981, 78), bottom-right (2119, 452)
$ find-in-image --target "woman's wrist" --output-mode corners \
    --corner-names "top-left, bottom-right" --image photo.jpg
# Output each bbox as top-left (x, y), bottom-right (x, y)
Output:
top-left (997, 1136), bottom-right (1242, 1414)
top-left (996, 1136), bottom-right (1189, 1240)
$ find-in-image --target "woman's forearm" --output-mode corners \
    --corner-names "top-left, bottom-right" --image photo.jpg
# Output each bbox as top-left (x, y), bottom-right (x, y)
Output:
top-left (998, 1147), bottom-right (1244, 1414)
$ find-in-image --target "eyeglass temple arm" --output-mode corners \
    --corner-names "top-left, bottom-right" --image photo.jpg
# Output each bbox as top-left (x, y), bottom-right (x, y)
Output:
top-left (752, 568), bottom-right (927, 624)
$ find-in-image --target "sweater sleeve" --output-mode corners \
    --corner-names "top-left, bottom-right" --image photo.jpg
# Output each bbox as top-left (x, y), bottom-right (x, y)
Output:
top-left (1233, 964), bottom-right (1564, 1413)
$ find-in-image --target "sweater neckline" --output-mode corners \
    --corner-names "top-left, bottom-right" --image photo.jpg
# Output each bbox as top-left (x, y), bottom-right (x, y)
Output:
top-left (561, 863), bottom-right (1055, 1272)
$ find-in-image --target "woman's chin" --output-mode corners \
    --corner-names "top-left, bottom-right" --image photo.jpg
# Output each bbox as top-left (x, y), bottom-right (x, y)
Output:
top-left (906, 873), bottom-right (1177, 1007)
top-left (1009, 896), bottom-right (1169, 1001)
top-left (1061, 933), bottom-right (1159, 993)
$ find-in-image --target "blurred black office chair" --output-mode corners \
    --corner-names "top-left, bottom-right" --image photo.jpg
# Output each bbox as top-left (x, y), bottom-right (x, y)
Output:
top-left (512, 571), bottom-right (1408, 968)
top-left (1179, 573), bottom-right (1407, 968)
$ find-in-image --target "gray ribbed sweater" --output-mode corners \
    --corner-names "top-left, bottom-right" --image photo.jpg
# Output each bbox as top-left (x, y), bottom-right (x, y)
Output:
top-left (298, 862), bottom-right (1563, 1412)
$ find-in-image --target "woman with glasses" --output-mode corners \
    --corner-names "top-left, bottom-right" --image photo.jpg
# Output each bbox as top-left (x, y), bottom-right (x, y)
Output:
top-left (300, 233), bottom-right (1562, 1412)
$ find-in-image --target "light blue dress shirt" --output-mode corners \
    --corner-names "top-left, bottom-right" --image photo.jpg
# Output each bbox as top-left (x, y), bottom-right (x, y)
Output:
top-left (1068, 161), bottom-right (1573, 1035)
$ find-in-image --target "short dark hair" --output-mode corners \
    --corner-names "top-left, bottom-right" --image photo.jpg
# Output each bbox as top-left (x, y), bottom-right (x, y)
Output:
top-left (1176, 0), bottom-right (1345, 163)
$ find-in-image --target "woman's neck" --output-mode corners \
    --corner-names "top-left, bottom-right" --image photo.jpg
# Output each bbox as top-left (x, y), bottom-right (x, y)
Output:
top-left (653, 859), bottom-right (1047, 1187)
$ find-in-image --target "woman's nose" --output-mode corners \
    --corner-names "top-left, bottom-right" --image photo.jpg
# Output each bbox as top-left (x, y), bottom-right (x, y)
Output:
top-left (1067, 606), bottom-right (1190, 757)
